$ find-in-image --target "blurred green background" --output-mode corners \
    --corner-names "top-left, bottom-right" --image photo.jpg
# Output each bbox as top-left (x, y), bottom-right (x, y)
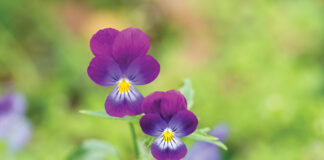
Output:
top-left (1, 0), bottom-right (324, 159)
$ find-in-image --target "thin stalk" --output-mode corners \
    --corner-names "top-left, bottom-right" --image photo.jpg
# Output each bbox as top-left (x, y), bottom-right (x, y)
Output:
top-left (129, 122), bottom-right (140, 159)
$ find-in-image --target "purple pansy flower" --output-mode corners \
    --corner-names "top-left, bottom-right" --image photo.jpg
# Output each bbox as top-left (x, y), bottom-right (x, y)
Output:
top-left (185, 124), bottom-right (229, 160)
top-left (140, 90), bottom-right (198, 160)
top-left (0, 92), bottom-right (32, 153)
top-left (87, 27), bottom-right (160, 117)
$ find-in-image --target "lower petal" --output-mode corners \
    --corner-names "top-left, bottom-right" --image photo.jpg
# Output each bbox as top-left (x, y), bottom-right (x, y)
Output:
top-left (151, 136), bottom-right (187, 160)
top-left (105, 85), bottom-right (144, 117)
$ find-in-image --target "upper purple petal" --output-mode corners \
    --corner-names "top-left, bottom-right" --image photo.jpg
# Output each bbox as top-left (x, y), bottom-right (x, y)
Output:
top-left (151, 136), bottom-right (187, 160)
top-left (140, 113), bottom-right (167, 137)
top-left (0, 94), bottom-right (13, 115)
top-left (126, 55), bottom-right (160, 85)
top-left (0, 93), bottom-right (26, 117)
top-left (112, 27), bottom-right (150, 70)
top-left (169, 110), bottom-right (198, 137)
top-left (87, 56), bottom-right (123, 86)
top-left (142, 91), bottom-right (164, 115)
top-left (0, 93), bottom-right (26, 137)
top-left (0, 93), bottom-right (31, 153)
top-left (210, 124), bottom-right (229, 142)
top-left (90, 28), bottom-right (119, 56)
top-left (161, 90), bottom-right (187, 121)
top-left (105, 85), bottom-right (144, 117)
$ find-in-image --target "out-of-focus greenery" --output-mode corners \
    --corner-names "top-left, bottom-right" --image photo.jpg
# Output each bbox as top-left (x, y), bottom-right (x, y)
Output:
top-left (0, 0), bottom-right (324, 159)
top-left (67, 139), bottom-right (120, 160)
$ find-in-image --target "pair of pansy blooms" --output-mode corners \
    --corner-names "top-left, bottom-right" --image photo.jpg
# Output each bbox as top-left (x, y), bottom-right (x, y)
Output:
top-left (88, 27), bottom-right (198, 159)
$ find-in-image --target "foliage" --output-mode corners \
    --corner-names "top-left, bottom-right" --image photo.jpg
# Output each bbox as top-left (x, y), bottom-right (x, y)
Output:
top-left (187, 128), bottom-right (227, 150)
top-left (67, 139), bottom-right (120, 160)
top-left (79, 110), bottom-right (140, 122)
top-left (0, 0), bottom-right (323, 159)
top-left (180, 79), bottom-right (194, 109)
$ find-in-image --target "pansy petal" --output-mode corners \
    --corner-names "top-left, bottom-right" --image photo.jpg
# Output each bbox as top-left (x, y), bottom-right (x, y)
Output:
top-left (169, 110), bottom-right (198, 137)
top-left (185, 124), bottom-right (229, 160)
top-left (11, 93), bottom-right (26, 115)
top-left (151, 136), bottom-right (187, 160)
top-left (0, 93), bottom-right (27, 137)
top-left (0, 114), bottom-right (17, 137)
top-left (105, 85), bottom-right (143, 117)
top-left (210, 124), bottom-right (229, 142)
top-left (90, 28), bottom-right (119, 56)
top-left (112, 27), bottom-right (150, 69)
top-left (0, 94), bottom-right (12, 116)
top-left (185, 142), bottom-right (220, 160)
top-left (0, 93), bottom-right (25, 116)
top-left (8, 117), bottom-right (32, 153)
top-left (140, 114), bottom-right (167, 136)
top-left (126, 55), bottom-right (160, 85)
top-left (142, 91), bottom-right (164, 115)
top-left (161, 90), bottom-right (187, 121)
top-left (87, 56), bottom-right (122, 86)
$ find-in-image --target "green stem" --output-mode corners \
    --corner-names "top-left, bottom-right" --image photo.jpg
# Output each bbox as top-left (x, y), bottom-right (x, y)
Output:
top-left (129, 122), bottom-right (140, 159)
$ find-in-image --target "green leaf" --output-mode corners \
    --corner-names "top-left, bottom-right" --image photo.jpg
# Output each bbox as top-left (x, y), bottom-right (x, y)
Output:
top-left (179, 79), bottom-right (194, 109)
top-left (67, 139), bottom-right (120, 160)
top-left (197, 127), bottom-right (211, 133)
top-left (79, 110), bottom-right (140, 122)
top-left (187, 128), bottom-right (228, 151)
top-left (138, 138), bottom-right (154, 160)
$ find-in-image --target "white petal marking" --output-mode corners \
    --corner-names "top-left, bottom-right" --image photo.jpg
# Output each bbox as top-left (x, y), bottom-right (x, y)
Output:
top-left (156, 128), bottom-right (182, 150)
top-left (111, 84), bottom-right (141, 103)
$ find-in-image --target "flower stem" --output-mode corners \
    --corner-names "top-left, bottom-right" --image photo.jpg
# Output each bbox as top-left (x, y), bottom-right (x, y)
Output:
top-left (129, 122), bottom-right (140, 159)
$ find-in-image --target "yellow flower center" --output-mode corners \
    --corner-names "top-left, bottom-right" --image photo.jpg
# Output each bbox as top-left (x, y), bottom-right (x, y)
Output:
top-left (162, 129), bottom-right (174, 142)
top-left (118, 78), bottom-right (130, 93)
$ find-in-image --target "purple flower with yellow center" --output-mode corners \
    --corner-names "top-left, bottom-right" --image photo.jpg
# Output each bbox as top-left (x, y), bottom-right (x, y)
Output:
top-left (185, 124), bottom-right (229, 160)
top-left (87, 27), bottom-right (160, 117)
top-left (0, 92), bottom-right (32, 153)
top-left (140, 90), bottom-right (198, 160)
